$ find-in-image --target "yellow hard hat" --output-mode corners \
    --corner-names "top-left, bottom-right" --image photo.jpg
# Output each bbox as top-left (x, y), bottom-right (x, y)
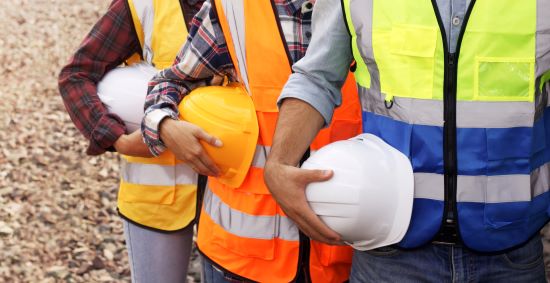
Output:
top-left (178, 84), bottom-right (259, 188)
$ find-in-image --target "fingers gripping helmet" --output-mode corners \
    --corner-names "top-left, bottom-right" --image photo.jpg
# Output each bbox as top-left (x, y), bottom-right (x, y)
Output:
top-left (178, 84), bottom-right (259, 188)
top-left (301, 134), bottom-right (414, 251)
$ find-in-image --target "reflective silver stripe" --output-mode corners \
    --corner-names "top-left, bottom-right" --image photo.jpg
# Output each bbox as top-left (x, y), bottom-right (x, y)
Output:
top-left (175, 163), bottom-right (199, 185)
top-left (121, 159), bottom-right (197, 186)
top-left (456, 101), bottom-right (534, 128)
top-left (251, 145), bottom-right (270, 168)
top-left (536, 0), bottom-right (550, 78)
top-left (414, 170), bottom-right (550, 203)
top-left (358, 86), bottom-right (534, 128)
top-left (131, 0), bottom-right (155, 64)
top-left (457, 175), bottom-right (531, 203)
top-left (456, 163), bottom-right (550, 203)
top-left (219, 0), bottom-right (250, 93)
top-left (349, 0), bottom-right (381, 93)
top-left (414, 173), bottom-right (444, 201)
top-left (202, 186), bottom-right (299, 241)
top-left (532, 162), bottom-right (550, 198)
top-left (360, 87), bottom-right (444, 126)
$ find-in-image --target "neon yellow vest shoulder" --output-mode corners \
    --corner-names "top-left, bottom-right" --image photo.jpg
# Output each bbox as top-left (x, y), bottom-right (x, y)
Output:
top-left (118, 0), bottom-right (197, 231)
top-left (344, 0), bottom-right (548, 103)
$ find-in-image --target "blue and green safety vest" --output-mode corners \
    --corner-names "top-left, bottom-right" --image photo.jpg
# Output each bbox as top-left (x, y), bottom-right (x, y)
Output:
top-left (343, 0), bottom-right (550, 252)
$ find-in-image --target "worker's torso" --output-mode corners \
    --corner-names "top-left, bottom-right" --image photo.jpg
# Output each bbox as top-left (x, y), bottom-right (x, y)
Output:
top-left (345, 0), bottom-right (550, 252)
top-left (197, 0), bottom-right (361, 282)
top-left (117, 0), bottom-right (198, 231)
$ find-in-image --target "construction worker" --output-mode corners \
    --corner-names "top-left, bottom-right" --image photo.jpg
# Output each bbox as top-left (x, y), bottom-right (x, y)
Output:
top-left (142, 0), bottom-right (362, 282)
top-left (265, 0), bottom-right (550, 282)
top-left (58, 0), bottom-right (203, 282)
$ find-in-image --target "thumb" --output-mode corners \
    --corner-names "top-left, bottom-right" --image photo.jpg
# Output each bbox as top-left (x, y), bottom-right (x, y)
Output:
top-left (195, 128), bottom-right (223, 147)
top-left (301, 169), bottom-right (333, 184)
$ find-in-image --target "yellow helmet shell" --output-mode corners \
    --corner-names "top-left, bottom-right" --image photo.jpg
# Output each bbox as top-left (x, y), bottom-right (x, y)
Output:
top-left (179, 84), bottom-right (259, 188)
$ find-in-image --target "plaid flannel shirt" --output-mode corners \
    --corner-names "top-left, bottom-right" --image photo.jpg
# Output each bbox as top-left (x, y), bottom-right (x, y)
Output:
top-left (142, 0), bottom-right (314, 155)
top-left (58, 0), bottom-right (203, 155)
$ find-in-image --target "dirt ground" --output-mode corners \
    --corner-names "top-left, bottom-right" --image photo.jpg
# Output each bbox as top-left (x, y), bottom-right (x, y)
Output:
top-left (1, 0), bottom-right (550, 282)
top-left (0, 0), bottom-right (200, 282)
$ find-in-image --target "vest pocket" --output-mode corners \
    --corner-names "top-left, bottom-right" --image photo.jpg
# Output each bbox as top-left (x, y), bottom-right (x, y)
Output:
top-left (310, 241), bottom-right (353, 266)
top-left (207, 184), bottom-right (278, 260)
top-left (483, 127), bottom-right (533, 229)
top-left (475, 57), bottom-right (535, 102)
top-left (212, 223), bottom-right (276, 260)
top-left (118, 158), bottom-right (178, 205)
top-left (387, 24), bottom-right (437, 100)
top-left (483, 175), bottom-right (531, 229)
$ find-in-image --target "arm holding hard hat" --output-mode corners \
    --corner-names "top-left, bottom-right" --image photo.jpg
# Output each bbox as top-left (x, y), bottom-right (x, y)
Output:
top-left (113, 130), bottom-right (151, 157)
top-left (142, 2), bottom-right (234, 176)
top-left (58, 0), bottom-right (151, 157)
top-left (264, 0), bottom-right (353, 245)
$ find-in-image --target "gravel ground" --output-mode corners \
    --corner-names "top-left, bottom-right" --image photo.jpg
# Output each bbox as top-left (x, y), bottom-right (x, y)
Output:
top-left (1, 0), bottom-right (550, 282)
top-left (0, 1), bottom-right (199, 282)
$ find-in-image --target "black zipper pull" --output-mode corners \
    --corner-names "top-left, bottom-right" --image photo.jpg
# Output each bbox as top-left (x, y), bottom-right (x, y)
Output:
top-left (449, 53), bottom-right (455, 67)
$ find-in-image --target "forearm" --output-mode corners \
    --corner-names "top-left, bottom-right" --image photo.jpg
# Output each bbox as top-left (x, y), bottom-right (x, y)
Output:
top-left (58, 72), bottom-right (127, 155)
top-left (264, 0), bottom-right (353, 245)
top-left (269, 98), bottom-right (325, 166)
top-left (142, 1), bottom-right (234, 155)
top-left (142, 79), bottom-right (187, 155)
top-left (58, 0), bottom-right (139, 155)
top-left (277, 0), bottom-right (353, 126)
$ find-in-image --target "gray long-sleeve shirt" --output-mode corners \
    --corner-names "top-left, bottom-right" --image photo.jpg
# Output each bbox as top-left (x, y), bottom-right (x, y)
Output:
top-left (279, 0), bottom-right (470, 125)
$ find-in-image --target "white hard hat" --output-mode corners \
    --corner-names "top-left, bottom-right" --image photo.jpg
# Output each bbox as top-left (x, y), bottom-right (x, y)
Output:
top-left (97, 63), bottom-right (158, 132)
top-left (301, 133), bottom-right (414, 251)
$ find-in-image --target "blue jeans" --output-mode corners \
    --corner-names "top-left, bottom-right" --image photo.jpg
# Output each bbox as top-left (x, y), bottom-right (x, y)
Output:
top-left (123, 219), bottom-right (194, 283)
top-left (202, 257), bottom-right (251, 283)
top-left (350, 235), bottom-right (545, 282)
top-left (202, 255), bottom-right (309, 283)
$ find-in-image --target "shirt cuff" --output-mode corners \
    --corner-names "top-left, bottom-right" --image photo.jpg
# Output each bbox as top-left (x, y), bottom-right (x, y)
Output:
top-left (278, 73), bottom-right (338, 127)
top-left (142, 108), bottom-right (178, 156)
top-left (86, 113), bottom-right (126, 156)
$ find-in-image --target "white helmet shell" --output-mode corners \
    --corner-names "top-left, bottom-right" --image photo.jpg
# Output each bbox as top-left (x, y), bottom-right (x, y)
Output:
top-left (97, 63), bottom-right (158, 132)
top-left (301, 133), bottom-right (414, 251)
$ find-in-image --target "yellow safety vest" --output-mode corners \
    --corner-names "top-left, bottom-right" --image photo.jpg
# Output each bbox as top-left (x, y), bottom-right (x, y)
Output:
top-left (117, 0), bottom-right (197, 231)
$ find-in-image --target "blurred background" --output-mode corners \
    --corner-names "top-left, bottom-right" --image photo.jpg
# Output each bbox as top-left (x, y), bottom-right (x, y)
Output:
top-left (0, 0), bottom-right (201, 282)
top-left (0, 0), bottom-right (548, 282)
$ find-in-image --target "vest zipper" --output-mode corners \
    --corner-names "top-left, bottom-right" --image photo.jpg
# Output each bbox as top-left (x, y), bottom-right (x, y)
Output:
top-left (296, 150), bottom-right (312, 283)
top-left (430, 0), bottom-right (476, 244)
top-left (295, 231), bottom-right (312, 283)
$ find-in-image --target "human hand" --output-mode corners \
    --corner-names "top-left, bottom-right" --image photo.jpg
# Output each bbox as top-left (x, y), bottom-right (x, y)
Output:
top-left (114, 130), bottom-right (154, 157)
top-left (159, 118), bottom-right (222, 176)
top-left (264, 161), bottom-right (343, 245)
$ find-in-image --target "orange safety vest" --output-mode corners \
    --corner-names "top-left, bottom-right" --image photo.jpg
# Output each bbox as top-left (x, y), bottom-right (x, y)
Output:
top-left (308, 75), bottom-right (360, 283)
top-left (197, 1), bottom-right (361, 282)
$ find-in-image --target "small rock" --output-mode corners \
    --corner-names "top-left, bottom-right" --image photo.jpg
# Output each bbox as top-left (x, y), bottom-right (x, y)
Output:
top-left (98, 168), bottom-right (109, 178)
top-left (46, 265), bottom-right (68, 278)
top-left (0, 221), bottom-right (14, 236)
top-left (76, 263), bottom-right (92, 276)
top-left (103, 248), bottom-right (114, 261)
top-left (92, 256), bottom-right (105, 270)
